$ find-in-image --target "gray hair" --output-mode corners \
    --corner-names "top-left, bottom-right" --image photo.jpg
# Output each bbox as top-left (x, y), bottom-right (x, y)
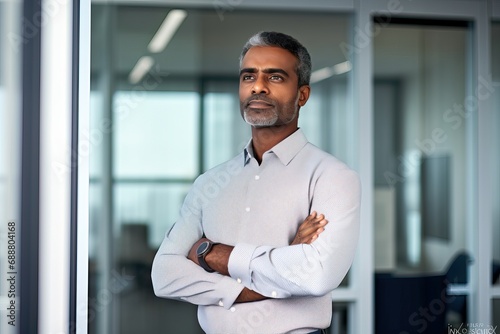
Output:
top-left (239, 31), bottom-right (312, 87)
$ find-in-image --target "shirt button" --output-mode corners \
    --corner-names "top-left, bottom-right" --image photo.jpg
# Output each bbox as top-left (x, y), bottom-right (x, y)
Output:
top-left (230, 307), bottom-right (236, 312)
top-left (254, 175), bottom-right (260, 180)
top-left (237, 278), bottom-right (242, 284)
top-left (218, 300), bottom-right (224, 307)
top-left (271, 291), bottom-right (277, 298)
top-left (245, 207), bottom-right (250, 212)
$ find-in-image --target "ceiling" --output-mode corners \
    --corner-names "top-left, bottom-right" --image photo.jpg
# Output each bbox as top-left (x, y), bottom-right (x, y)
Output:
top-left (90, 4), bottom-right (468, 82)
top-left (91, 5), bottom-right (350, 79)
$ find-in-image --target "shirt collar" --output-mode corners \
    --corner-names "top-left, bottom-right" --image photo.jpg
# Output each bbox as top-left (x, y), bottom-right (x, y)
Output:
top-left (243, 128), bottom-right (308, 166)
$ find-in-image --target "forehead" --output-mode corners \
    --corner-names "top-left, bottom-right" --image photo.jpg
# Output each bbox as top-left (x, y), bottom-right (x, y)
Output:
top-left (241, 46), bottom-right (298, 73)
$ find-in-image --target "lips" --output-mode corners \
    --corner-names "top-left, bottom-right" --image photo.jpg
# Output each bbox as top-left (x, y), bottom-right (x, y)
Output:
top-left (245, 96), bottom-right (275, 109)
top-left (248, 100), bottom-right (273, 109)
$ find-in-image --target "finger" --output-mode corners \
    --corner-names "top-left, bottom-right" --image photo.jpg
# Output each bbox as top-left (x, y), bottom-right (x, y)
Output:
top-left (299, 224), bottom-right (324, 241)
top-left (315, 218), bottom-right (328, 227)
top-left (300, 216), bottom-right (327, 235)
top-left (297, 223), bottom-right (317, 236)
top-left (299, 219), bottom-right (328, 238)
top-left (302, 212), bottom-right (318, 224)
top-left (301, 214), bottom-right (323, 229)
top-left (307, 213), bottom-right (325, 226)
top-left (314, 214), bottom-right (325, 222)
top-left (294, 214), bottom-right (327, 243)
top-left (304, 227), bottom-right (326, 244)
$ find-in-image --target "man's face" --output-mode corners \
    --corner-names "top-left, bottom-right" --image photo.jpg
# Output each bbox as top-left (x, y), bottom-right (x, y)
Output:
top-left (239, 46), bottom-right (309, 128)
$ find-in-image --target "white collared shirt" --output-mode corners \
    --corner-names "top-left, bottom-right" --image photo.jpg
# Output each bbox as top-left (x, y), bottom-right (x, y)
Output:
top-left (152, 129), bottom-right (361, 334)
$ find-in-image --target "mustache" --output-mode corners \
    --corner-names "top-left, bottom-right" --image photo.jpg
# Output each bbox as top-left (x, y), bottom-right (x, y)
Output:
top-left (242, 94), bottom-right (275, 106)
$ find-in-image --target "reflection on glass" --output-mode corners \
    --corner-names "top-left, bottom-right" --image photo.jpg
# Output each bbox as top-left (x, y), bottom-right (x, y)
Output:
top-left (373, 21), bottom-right (469, 329)
top-left (89, 5), bottom-right (352, 334)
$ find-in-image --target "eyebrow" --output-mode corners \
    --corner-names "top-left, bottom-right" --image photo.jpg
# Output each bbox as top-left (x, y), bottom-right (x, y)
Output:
top-left (239, 67), bottom-right (290, 77)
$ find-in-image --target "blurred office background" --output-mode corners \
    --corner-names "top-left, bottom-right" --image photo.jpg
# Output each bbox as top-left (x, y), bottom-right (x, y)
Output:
top-left (1, 0), bottom-right (500, 333)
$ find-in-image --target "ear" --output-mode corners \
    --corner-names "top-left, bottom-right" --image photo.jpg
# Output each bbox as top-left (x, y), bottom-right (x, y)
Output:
top-left (298, 85), bottom-right (311, 107)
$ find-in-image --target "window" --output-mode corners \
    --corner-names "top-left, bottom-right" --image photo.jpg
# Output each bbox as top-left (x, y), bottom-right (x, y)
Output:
top-left (89, 5), bottom-right (353, 333)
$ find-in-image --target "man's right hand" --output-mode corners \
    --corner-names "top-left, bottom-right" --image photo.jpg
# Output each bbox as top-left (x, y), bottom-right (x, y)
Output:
top-left (290, 211), bottom-right (328, 245)
top-left (236, 212), bottom-right (328, 303)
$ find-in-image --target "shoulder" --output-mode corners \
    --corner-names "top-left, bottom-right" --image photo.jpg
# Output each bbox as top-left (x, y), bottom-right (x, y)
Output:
top-left (303, 143), bottom-right (356, 171)
top-left (193, 152), bottom-right (245, 185)
top-left (302, 143), bottom-right (361, 188)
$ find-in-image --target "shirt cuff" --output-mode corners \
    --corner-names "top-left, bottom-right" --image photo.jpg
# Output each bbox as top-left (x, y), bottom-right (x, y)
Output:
top-left (214, 275), bottom-right (245, 310)
top-left (227, 243), bottom-right (257, 287)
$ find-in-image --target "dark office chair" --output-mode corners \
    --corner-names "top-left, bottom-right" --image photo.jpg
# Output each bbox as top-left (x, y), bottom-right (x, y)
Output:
top-left (375, 272), bottom-right (448, 334)
top-left (374, 251), bottom-right (473, 334)
top-left (444, 251), bottom-right (472, 324)
top-left (493, 262), bottom-right (500, 285)
top-left (444, 251), bottom-right (472, 284)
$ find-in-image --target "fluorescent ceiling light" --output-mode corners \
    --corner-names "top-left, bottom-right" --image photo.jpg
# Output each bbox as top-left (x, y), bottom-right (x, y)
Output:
top-left (310, 61), bottom-right (352, 84)
top-left (148, 9), bottom-right (187, 53)
top-left (129, 56), bottom-right (155, 84)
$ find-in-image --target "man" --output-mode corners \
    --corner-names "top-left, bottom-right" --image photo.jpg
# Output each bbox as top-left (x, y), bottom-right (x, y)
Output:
top-left (151, 31), bottom-right (361, 334)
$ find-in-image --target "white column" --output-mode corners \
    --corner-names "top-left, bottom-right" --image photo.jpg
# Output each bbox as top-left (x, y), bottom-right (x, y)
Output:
top-left (38, 0), bottom-right (74, 333)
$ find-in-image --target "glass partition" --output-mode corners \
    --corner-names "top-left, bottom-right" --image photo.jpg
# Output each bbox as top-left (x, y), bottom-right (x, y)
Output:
top-left (492, 22), bottom-right (500, 289)
top-left (89, 5), bottom-right (353, 334)
top-left (373, 21), bottom-right (470, 330)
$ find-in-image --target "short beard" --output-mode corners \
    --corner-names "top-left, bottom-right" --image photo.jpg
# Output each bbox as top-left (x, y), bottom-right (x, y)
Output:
top-left (240, 94), bottom-right (299, 127)
top-left (243, 110), bottom-right (279, 127)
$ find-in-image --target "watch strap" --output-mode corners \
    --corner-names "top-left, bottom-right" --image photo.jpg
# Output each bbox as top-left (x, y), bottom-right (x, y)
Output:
top-left (198, 241), bottom-right (219, 273)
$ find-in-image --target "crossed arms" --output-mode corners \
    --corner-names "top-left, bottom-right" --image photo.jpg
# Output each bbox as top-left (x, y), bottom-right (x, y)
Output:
top-left (151, 166), bottom-right (361, 309)
top-left (187, 212), bottom-right (328, 303)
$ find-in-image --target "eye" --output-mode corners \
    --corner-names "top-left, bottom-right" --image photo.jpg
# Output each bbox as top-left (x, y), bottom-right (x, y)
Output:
top-left (269, 75), bottom-right (283, 81)
top-left (241, 74), bottom-right (254, 81)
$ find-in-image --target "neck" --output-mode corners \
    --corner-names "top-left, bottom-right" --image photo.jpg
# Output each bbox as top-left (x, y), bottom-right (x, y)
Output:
top-left (251, 124), bottom-right (298, 163)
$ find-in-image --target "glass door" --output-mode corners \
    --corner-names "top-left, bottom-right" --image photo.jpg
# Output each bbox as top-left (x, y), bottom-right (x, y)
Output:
top-left (373, 19), bottom-right (471, 333)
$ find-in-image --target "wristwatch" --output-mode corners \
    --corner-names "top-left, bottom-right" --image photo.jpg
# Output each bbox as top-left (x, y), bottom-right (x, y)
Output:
top-left (196, 240), bottom-right (219, 272)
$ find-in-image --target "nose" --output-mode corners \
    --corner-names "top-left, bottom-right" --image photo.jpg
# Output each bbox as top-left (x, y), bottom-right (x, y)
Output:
top-left (251, 75), bottom-right (269, 95)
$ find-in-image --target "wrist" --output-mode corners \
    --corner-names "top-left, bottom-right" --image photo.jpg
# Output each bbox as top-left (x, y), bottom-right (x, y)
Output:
top-left (205, 243), bottom-right (233, 276)
top-left (196, 240), bottom-right (219, 272)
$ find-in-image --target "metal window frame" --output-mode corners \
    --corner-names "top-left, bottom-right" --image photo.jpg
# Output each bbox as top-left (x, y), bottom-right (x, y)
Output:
top-left (358, 0), bottom-right (493, 329)
top-left (19, 0), bottom-right (42, 332)
top-left (36, 0), bottom-right (85, 333)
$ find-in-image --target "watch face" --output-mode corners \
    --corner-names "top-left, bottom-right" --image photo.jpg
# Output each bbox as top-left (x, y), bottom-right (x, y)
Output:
top-left (197, 241), bottom-right (210, 256)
